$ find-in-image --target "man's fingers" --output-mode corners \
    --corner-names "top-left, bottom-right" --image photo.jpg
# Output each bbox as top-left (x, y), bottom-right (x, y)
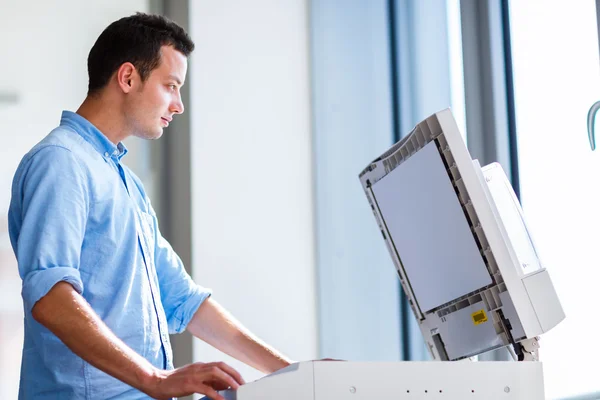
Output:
top-left (202, 365), bottom-right (241, 390)
top-left (210, 362), bottom-right (245, 385)
top-left (154, 363), bottom-right (242, 399)
top-left (198, 384), bottom-right (226, 400)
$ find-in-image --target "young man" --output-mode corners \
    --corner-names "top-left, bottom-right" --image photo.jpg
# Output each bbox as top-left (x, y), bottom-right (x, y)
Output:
top-left (9, 13), bottom-right (292, 400)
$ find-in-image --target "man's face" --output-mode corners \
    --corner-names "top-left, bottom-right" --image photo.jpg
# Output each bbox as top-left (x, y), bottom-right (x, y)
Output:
top-left (125, 45), bottom-right (187, 140)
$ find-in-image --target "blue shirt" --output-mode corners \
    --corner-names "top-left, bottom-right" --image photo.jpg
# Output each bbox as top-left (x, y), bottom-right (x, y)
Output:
top-left (9, 111), bottom-right (211, 399)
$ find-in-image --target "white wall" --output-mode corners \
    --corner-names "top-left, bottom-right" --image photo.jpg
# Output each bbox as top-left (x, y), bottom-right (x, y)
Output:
top-left (189, 0), bottom-right (318, 382)
top-left (0, 1), bottom-right (149, 397)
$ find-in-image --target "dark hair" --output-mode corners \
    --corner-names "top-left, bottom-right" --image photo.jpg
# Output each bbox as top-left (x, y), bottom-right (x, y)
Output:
top-left (87, 12), bottom-right (194, 95)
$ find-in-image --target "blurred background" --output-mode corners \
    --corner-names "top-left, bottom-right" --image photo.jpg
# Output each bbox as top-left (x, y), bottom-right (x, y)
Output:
top-left (1, 0), bottom-right (599, 399)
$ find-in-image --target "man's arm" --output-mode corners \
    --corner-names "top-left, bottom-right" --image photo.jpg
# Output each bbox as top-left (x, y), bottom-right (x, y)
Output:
top-left (33, 281), bottom-right (245, 400)
top-left (187, 298), bottom-right (293, 374)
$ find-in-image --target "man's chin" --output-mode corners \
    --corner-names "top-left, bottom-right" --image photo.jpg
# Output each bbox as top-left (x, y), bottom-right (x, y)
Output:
top-left (137, 129), bottom-right (164, 140)
top-left (151, 130), bottom-right (164, 140)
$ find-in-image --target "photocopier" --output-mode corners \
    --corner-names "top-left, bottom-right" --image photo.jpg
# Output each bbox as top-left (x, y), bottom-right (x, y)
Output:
top-left (217, 109), bottom-right (565, 399)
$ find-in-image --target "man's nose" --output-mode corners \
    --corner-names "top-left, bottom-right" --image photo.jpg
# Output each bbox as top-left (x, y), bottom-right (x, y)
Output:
top-left (171, 96), bottom-right (184, 115)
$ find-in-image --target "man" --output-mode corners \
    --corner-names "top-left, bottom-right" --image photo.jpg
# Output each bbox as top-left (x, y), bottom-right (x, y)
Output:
top-left (9, 13), bottom-right (292, 400)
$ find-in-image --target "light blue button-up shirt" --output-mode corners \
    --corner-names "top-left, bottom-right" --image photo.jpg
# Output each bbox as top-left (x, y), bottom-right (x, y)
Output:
top-left (9, 111), bottom-right (211, 399)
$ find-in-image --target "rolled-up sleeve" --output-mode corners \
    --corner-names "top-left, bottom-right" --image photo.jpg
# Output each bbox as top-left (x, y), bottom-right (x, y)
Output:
top-left (149, 204), bottom-right (211, 334)
top-left (10, 145), bottom-right (88, 313)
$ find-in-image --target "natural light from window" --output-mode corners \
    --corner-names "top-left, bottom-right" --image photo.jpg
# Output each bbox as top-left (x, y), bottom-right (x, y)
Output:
top-left (446, 0), bottom-right (467, 141)
top-left (510, 1), bottom-right (600, 398)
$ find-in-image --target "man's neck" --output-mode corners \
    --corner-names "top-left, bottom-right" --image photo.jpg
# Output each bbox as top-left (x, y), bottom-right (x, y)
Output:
top-left (76, 95), bottom-right (129, 145)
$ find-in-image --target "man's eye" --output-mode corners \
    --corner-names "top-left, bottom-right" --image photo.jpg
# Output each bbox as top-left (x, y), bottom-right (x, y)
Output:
top-left (169, 84), bottom-right (176, 90)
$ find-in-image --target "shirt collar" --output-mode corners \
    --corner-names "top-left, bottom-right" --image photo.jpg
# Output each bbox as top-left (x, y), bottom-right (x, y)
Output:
top-left (60, 110), bottom-right (128, 161)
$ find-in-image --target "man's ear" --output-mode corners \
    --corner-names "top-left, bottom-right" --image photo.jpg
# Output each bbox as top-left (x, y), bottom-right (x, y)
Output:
top-left (116, 62), bottom-right (137, 93)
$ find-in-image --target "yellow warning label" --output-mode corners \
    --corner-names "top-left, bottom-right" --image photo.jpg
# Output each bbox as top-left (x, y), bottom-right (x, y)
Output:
top-left (471, 310), bottom-right (488, 326)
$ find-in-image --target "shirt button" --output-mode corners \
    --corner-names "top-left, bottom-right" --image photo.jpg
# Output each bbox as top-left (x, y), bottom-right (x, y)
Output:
top-left (113, 150), bottom-right (118, 155)
top-left (104, 152), bottom-right (109, 157)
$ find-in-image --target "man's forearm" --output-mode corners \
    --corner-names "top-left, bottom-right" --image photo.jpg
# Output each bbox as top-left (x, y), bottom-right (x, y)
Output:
top-left (187, 298), bottom-right (293, 374)
top-left (32, 282), bottom-right (159, 393)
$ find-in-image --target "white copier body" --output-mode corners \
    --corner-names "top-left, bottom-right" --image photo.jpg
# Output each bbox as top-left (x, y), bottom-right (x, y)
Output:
top-left (217, 109), bottom-right (564, 400)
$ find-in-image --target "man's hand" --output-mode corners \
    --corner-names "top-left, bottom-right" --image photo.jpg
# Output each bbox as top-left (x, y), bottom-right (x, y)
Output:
top-left (145, 361), bottom-right (245, 400)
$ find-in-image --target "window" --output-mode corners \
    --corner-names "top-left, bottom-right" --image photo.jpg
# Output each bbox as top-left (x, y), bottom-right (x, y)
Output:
top-left (509, 1), bottom-right (600, 398)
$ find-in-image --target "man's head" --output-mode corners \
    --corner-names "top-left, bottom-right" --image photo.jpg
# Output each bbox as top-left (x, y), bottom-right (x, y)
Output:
top-left (86, 13), bottom-right (194, 140)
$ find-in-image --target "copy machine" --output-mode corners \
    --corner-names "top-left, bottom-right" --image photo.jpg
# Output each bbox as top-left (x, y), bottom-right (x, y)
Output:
top-left (218, 109), bottom-right (565, 399)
